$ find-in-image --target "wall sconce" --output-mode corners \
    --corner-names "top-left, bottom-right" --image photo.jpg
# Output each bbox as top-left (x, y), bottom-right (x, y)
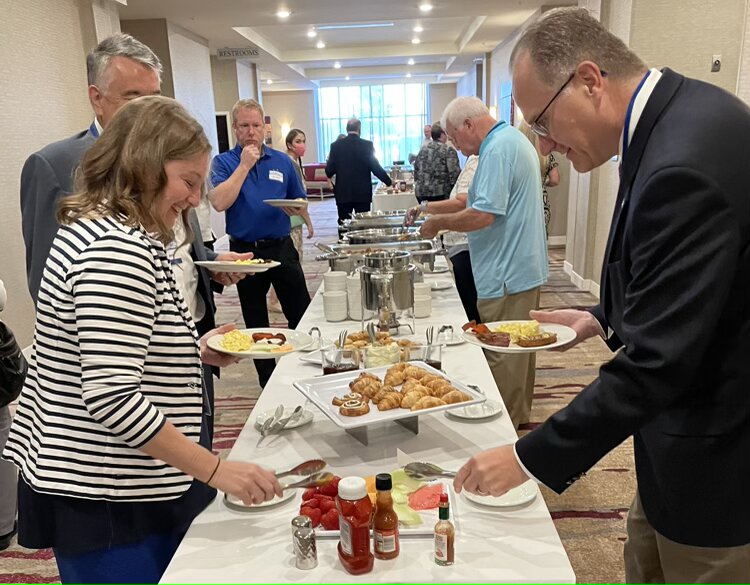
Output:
top-left (280, 122), bottom-right (291, 141)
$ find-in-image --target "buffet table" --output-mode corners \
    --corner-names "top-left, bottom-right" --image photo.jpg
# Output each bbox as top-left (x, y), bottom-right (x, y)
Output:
top-left (161, 262), bottom-right (575, 583)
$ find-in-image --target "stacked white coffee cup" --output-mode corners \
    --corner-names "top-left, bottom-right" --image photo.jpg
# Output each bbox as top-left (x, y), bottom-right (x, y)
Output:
top-left (323, 271), bottom-right (348, 321)
top-left (413, 281), bottom-right (432, 318)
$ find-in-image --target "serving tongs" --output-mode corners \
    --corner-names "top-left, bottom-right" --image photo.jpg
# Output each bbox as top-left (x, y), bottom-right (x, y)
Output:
top-left (403, 461), bottom-right (457, 481)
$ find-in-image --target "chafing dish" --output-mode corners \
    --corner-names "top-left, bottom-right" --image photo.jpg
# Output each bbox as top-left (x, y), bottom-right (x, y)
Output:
top-left (315, 240), bottom-right (442, 273)
top-left (352, 210), bottom-right (409, 219)
top-left (342, 227), bottom-right (423, 245)
top-left (342, 217), bottom-right (424, 231)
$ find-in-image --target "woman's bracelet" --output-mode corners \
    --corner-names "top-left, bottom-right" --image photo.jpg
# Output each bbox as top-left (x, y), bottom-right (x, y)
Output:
top-left (205, 457), bottom-right (221, 485)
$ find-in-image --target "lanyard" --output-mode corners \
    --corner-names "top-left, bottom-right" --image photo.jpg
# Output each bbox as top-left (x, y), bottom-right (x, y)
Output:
top-left (622, 72), bottom-right (650, 160)
top-left (89, 121), bottom-right (99, 139)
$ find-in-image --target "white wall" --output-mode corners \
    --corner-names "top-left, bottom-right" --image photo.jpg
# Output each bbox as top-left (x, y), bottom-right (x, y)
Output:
top-left (262, 90), bottom-right (319, 163)
top-left (456, 67), bottom-right (477, 97)
top-left (429, 83), bottom-right (457, 124)
top-left (0, 0), bottom-right (103, 344)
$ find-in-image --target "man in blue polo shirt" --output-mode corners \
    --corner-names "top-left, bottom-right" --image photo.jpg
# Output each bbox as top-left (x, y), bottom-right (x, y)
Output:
top-left (211, 98), bottom-right (311, 388)
top-left (418, 96), bottom-right (548, 429)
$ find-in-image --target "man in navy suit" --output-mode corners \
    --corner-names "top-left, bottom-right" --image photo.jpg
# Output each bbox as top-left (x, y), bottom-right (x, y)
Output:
top-left (453, 8), bottom-right (750, 582)
top-left (325, 118), bottom-right (392, 224)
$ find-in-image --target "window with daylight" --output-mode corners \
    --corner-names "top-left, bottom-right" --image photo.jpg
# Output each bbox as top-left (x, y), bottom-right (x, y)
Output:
top-left (317, 83), bottom-right (428, 164)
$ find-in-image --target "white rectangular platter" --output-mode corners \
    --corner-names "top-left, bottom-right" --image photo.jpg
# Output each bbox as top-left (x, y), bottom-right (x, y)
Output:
top-left (292, 361), bottom-right (485, 430)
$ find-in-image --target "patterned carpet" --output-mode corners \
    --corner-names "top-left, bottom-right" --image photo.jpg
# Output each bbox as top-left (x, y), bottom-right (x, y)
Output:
top-left (0, 198), bottom-right (633, 583)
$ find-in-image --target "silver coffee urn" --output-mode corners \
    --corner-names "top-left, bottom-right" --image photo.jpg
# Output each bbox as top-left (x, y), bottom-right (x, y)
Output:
top-left (360, 251), bottom-right (416, 334)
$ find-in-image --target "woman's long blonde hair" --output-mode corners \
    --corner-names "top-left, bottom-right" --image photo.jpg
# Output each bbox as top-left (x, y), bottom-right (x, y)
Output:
top-left (58, 95), bottom-right (211, 244)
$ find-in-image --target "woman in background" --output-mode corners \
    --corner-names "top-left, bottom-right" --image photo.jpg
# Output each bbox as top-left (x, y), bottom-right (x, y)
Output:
top-left (2, 96), bottom-right (281, 583)
top-left (0, 277), bottom-right (18, 552)
top-left (284, 128), bottom-right (315, 257)
top-left (518, 120), bottom-right (560, 236)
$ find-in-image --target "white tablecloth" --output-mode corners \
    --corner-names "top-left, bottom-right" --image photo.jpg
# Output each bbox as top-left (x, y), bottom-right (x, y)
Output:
top-left (161, 263), bottom-right (575, 584)
top-left (372, 192), bottom-right (418, 212)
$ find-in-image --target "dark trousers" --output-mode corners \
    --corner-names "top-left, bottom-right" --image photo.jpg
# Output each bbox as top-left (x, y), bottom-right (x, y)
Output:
top-left (449, 249), bottom-right (480, 323)
top-left (336, 200), bottom-right (371, 224)
top-left (230, 236), bottom-right (311, 388)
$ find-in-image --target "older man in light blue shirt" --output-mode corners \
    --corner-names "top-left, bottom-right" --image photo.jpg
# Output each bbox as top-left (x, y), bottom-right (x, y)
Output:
top-left (419, 97), bottom-right (547, 428)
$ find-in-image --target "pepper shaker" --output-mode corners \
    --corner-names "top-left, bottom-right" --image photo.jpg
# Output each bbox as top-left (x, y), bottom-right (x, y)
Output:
top-left (293, 525), bottom-right (318, 570)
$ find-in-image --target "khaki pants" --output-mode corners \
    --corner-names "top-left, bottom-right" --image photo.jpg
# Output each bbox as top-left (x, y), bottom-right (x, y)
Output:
top-left (477, 286), bottom-right (540, 429)
top-left (624, 491), bottom-right (750, 583)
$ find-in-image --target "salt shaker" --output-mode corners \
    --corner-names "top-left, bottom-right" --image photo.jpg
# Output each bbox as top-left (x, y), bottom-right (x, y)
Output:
top-left (293, 525), bottom-right (318, 570)
top-left (291, 514), bottom-right (312, 537)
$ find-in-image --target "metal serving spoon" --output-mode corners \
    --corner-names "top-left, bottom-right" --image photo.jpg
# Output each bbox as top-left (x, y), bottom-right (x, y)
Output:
top-left (403, 461), bottom-right (457, 480)
top-left (281, 472), bottom-right (335, 490)
top-left (275, 459), bottom-right (327, 479)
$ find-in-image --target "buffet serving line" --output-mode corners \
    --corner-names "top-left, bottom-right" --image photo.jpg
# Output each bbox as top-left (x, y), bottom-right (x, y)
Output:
top-left (161, 228), bottom-right (575, 583)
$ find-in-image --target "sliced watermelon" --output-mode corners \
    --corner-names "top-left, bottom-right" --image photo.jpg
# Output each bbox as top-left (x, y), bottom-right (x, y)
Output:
top-left (407, 483), bottom-right (444, 511)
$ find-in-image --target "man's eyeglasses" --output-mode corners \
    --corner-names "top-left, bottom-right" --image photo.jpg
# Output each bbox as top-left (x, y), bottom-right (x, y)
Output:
top-left (529, 70), bottom-right (607, 137)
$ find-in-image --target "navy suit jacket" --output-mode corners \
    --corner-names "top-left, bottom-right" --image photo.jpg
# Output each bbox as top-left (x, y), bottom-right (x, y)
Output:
top-left (517, 69), bottom-right (750, 547)
top-left (325, 133), bottom-right (391, 203)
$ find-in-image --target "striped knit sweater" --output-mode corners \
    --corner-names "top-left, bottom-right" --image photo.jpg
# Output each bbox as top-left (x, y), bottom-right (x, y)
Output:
top-left (3, 217), bottom-right (203, 501)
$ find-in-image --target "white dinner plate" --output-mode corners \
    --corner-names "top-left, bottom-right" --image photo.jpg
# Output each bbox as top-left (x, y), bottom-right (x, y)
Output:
top-left (431, 280), bottom-right (453, 291)
top-left (462, 322), bottom-right (576, 354)
top-left (254, 407), bottom-right (314, 430)
top-left (263, 198), bottom-right (308, 209)
top-left (223, 489), bottom-right (296, 512)
top-left (462, 481), bottom-right (537, 508)
top-left (194, 260), bottom-right (280, 273)
top-left (425, 265), bottom-right (450, 274)
top-left (445, 400), bottom-right (503, 420)
top-left (207, 328), bottom-right (314, 358)
top-left (299, 351), bottom-right (324, 366)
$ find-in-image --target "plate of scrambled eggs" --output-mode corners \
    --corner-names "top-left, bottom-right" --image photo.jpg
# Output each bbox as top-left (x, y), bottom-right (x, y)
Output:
top-left (207, 328), bottom-right (314, 358)
top-left (195, 259), bottom-right (280, 273)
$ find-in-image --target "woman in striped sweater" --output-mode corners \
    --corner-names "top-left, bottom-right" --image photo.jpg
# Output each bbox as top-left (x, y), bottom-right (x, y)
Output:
top-left (2, 96), bottom-right (281, 583)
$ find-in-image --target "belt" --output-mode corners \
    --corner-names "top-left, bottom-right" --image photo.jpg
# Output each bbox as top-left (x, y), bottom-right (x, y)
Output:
top-left (231, 235), bottom-right (290, 248)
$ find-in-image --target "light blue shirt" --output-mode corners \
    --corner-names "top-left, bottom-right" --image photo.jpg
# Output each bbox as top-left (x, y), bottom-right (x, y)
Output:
top-left (467, 121), bottom-right (548, 299)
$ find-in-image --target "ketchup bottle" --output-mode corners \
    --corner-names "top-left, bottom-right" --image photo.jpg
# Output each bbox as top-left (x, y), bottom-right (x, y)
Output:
top-left (336, 476), bottom-right (374, 575)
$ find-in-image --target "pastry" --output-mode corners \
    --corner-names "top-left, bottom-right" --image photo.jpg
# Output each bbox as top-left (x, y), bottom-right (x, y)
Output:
top-left (384, 371), bottom-right (406, 386)
top-left (400, 388), bottom-right (430, 409)
top-left (332, 392), bottom-right (366, 406)
top-left (339, 399), bottom-right (370, 417)
top-left (403, 365), bottom-right (427, 380)
top-left (376, 393), bottom-right (402, 411)
top-left (350, 377), bottom-right (382, 397)
top-left (410, 396), bottom-right (446, 411)
top-left (371, 386), bottom-right (396, 404)
top-left (428, 384), bottom-right (454, 399)
top-left (517, 332), bottom-right (558, 347)
top-left (441, 390), bottom-right (471, 404)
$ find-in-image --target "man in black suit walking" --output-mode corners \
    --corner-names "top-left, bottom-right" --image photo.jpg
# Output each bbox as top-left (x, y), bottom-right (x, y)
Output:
top-left (453, 8), bottom-right (750, 582)
top-left (325, 118), bottom-right (392, 223)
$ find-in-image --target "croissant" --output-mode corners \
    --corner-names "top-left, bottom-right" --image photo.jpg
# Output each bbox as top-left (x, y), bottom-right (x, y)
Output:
top-left (420, 374), bottom-right (444, 386)
top-left (403, 365), bottom-right (427, 380)
top-left (401, 378), bottom-right (421, 392)
top-left (350, 378), bottom-right (382, 398)
top-left (377, 393), bottom-right (403, 410)
top-left (410, 396), bottom-right (446, 411)
top-left (372, 386), bottom-right (396, 404)
top-left (386, 362), bottom-right (408, 375)
top-left (429, 384), bottom-right (455, 398)
top-left (424, 378), bottom-right (450, 391)
top-left (400, 388), bottom-right (430, 408)
top-left (384, 371), bottom-right (406, 386)
top-left (441, 390), bottom-right (471, 404)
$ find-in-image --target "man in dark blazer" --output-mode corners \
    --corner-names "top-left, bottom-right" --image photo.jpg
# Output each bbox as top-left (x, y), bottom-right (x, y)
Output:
top-left (325, 118), bottom-right (392, 224)
top-left (453, 8), bottom-right (750, 582)
top-left (19, 33), bottom-right (248, 450)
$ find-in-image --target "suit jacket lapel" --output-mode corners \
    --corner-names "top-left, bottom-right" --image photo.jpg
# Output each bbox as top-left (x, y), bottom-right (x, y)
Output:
top-left (600, 69), bottom-right (684, 310)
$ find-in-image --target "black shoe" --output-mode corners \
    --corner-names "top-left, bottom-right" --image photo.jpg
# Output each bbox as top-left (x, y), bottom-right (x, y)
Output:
top-left (0, 523), bottom-right (17, 551)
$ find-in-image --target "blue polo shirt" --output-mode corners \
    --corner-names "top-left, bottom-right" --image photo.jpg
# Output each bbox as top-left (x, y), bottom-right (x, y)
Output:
top-left (211, 144), bottom-right (307, 242)
top-left (468, 121), bottom-right (548, 299)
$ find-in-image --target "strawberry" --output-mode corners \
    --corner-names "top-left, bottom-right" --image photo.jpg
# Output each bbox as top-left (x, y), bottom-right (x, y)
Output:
top-left (302, 487), bottom-right (319, 500)
top-left (320, 508), bottom-right (340, 531)
top-left (301, 498), bottom-right (319, 509)
top-left (299, 507), bottom-right (322, 527)
top-left (311, 493), bottom-right (334, 502)
top-left (319, 499), bottom-right (337, 514)
top-left (318, 482), bottom-right (338, 497)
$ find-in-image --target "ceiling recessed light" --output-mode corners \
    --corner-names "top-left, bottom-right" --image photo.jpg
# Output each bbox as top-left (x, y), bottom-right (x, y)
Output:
top-left (317, 22), bottom-right (394, 30)
top-left (266, 79), bottom-right (273, 85)
top-left (419, 3), bottom-right (433, 12)
top-left (316, 40), bottom-right (326, 49)
top-left (307, 29), bottom-right (317, 38)
top-left (406, 73), bottom-right (412, 78)
top-left (345, 76), bottom-right (350, 81)
top-left (413, 25), bottom-right (423, 32)
top-left (408, 58), bottom-right (415, 65)
top-left (334, 62), bottom-right (341, 69)
top-left (276, 9), bottom-right (291, 18)
top-left (411, 37), bottom-right (421, 44)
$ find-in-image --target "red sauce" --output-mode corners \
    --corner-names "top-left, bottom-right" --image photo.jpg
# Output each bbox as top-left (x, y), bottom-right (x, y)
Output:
top-left (336, 484), bottom-right (374, 574)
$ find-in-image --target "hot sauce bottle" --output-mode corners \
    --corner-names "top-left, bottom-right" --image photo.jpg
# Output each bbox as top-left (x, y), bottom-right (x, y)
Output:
top-left (372, 473), bottom-right (400, 560)
top-left (336, 476), bottom-right (374, 575)
top-left (434, 493), bottom-right (454, 566)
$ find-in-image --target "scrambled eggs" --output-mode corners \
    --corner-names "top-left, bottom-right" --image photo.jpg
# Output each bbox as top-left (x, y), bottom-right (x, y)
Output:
top-left (234, 259), bottom-right (270, 265)
top-left (491, 320), bottom-right (541, 342)
top-left (220, 329), bottom-right (254, 351)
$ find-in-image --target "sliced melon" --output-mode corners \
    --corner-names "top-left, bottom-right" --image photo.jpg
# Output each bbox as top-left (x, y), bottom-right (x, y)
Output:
top-left (394, 503), bottom-right (423, 527)
top-left (390, 468), bottom-right (424, 493)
